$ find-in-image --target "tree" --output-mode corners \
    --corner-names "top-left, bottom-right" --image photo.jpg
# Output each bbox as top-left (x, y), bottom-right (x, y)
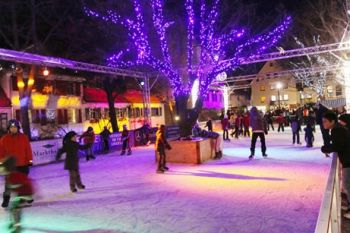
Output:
top-left (102, 77), bottom-right (127, 132)
top-left (86, 0), bottom-right (291, 136)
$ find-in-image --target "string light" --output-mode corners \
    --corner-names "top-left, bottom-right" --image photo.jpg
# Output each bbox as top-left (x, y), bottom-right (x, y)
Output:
top-left (84, 1), bottom-right (292, 97)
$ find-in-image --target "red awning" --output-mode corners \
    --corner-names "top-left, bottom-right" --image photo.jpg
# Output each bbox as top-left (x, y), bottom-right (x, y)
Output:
top-left (0, 87), bottom-right (11, 107)
top-left (84, 88), bottom-right (161, 104)
top-left (83, 87), bottom-right (130, 103)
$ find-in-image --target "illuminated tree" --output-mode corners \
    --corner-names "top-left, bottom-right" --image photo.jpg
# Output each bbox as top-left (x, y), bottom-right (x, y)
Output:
top-left (84, 0), bottom-right (291, 136)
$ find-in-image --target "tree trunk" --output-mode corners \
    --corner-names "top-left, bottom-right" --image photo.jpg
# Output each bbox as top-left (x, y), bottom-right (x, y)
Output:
top-left (104, 84), bottom-right (119, 133)
top-left (20, 104), bottom-right (31, 139)
top-left (175, 94), bottom-right (203, 137)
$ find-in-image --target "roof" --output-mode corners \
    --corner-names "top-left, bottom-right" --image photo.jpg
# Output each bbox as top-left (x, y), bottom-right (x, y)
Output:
top-left (83, 87), bottom-right (130, 103)
top-left (83, 88), bottom-right (161, 104)
top-left (0, 87), bottom-right (11, 107)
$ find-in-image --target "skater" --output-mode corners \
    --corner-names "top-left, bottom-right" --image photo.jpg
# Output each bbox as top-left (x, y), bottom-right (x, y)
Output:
top-left (80, 127), bottom-right (96, 161)
top-left (316, 104), bottom-right (331, 150)
top-left (249, 107), bottom-right (268, 159)
top-left (234, 114), bottom-right (242, 139)
top-left (221, 115), bottom-right (230, 141)
top-left (0, 119), bottom-right (33, 208)
top-left (242, 113), bottom-right (250, 137)
top-left (63, 131), bottom-right (88, 192)
top-left (155, 125), bottom-right (171, 173)
top-left (100, 126), bottom-right (111, 153)
top-left (264, 112), bottom-right (274, 131)
top-left (304, 123), bottom-right (314, 147)
top-left (121, 125), bottom-right (132, 155)
top-left (140, 122), bottom-right (151, 145)
top-left (291, 117), bottom-right (301, 145)
top-left (205, 118), bottom-right (213, 132)
top-left (277, 114), bottom-right (285, 132)
top-left (320, 111), bottom-right (350, 219)
top-left (0, 156), bottom-right (34, 233)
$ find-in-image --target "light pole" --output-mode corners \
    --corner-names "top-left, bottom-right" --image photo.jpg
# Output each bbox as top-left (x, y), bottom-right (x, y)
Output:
top-left (276, 82), bottom-right (283, 109)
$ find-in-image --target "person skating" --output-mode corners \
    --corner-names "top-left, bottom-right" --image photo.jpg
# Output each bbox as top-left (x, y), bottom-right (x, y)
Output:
top-left (140, 122), bottom-right (151, 146)
top-left (242, 113), bottom-right (250, 137)
top-left (100, 126), bottom-right (111, 153)
top-left (80, 127), bottom-right (96, 161)
top-left (316, 104), bottom-right (331, 156)
top-left (221, 115), bottom-right (230, 141)
top-left (0, 156), bottom-right (34, 233)
top-left (320, 111), bottom-right (350, 219)
top-left (0, 119), bottom-right (33, 208)
top-left (249, 107), bottom-right (268, 159)
top-left (304, 123), bottom-right (314, 148)
top-left (277, 114), bottom-right (285, 132)
top-left (155, 125), bottom-right (171, 173)
top-left (205, 118), bottom-right (213, 132)
top-left (62, 131), bottom-right (89, 192)
top-left (121, 125), bottom-right (132, 155)
top-left (234, 114), bottom-right (242, 139)
top-left (265, 112), bottom-right (274, 131)
top-left (291, 117), bottom-right (301, 145)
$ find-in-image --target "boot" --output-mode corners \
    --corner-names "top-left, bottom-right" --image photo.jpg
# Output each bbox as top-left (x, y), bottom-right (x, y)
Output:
top-left (90, 155), bottom-right (96, 160)
top-left (2, 194), bottom-right (10, 208)
top-left (120, 150), bottom-right (126, 156)
top-left (127, 150), bottom-right (132, 156)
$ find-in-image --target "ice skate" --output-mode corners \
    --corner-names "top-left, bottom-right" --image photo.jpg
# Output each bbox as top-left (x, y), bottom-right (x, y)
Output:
top-left (78, 185), bottom-right (85, 190)
top-left (2, 195), bottom-right (10, 208)
top-left (120, 151), bottom-right (126, 156)
top-left (156, 169), bottom-right (165, 174)
top-left (163, 166), bottom-right (169, 171)
top-left (127, 150), bottom-right (132, 156)
top-left (263, 154), bottom-right (268, 158)
top-left (249, 155), bottom-right (254, 160)
top-left (71, 188), bottom-right (77, 193)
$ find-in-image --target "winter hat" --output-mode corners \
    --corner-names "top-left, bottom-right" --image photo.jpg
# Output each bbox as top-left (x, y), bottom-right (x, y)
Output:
top-left (65, 131), bottom-right (78, 141)
top-left (339, 114), bottom-right (350, 128)
top-left (7, 119), bottom-right (21, 130)
top-left (87, 127), bottom-right (93, 132)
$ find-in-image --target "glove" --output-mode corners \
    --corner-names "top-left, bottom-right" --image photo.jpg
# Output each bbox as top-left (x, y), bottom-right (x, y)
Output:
top-left (28, 160), bottom-right (33, 166)
top-left (321, 146), bottom-right (327, 154)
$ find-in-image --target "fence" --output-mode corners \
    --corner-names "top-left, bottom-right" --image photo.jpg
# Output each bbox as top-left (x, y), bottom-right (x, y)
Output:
top-left (314, 154), bottom-right (342, 233)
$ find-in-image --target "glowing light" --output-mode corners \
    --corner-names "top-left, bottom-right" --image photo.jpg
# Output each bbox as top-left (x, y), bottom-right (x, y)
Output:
top-left (174, 116), bottom-right (180, 121)
top-left (276, 82), bottom-right (283, 90)
top-left (140, 81), bottom-right (145, 86)
top-left (27, 78), bottom-right (35, 86)
top-left (191, 79), bottom-right (199, 108)
top-left (43, 68), bottom-right (50, 76)
top-left (17, 81), bottom-right (25, 89)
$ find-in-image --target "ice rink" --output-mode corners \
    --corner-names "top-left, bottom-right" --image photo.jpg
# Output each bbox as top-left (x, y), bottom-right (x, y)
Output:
top-left (0, 129), bottom-right (331, 233)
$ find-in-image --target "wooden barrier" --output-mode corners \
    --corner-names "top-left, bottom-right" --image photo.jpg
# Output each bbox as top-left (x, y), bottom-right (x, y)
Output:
top-left (155, 138), bottom-right (216, 164)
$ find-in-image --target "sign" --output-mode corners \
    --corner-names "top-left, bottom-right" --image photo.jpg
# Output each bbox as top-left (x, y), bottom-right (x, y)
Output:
top-left (166, 125), bottom-right (180, 140)
top-left (31, 138), bottom-right (61, 165)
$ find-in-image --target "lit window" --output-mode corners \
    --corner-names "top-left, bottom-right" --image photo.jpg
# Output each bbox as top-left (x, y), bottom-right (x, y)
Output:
top-left (271, 95), bottom-right (277, 101)
top-left (270, 85), bottom-right (276, 90)
top-left (260, 85), bottom-right (265, 91)
top-left (283, 94), bottom-right (289, 101)
top-left (260, 96), bottom-right (266, 103)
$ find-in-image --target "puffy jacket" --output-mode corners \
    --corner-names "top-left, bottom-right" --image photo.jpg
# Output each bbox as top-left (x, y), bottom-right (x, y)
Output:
top-left (80, 131), bottom-right (95, 145)
top-left (250, 107), bottom-right (267, 132)
top-left (0, 133), bottom-right (33, 166)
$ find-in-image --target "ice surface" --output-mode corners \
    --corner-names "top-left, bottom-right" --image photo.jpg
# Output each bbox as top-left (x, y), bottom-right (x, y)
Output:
top-left (0, 128), bottom-right (330, 233)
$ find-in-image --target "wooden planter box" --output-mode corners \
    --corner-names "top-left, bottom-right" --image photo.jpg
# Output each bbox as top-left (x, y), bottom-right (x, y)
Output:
top-left (155, 138), bottom-right (216, 164)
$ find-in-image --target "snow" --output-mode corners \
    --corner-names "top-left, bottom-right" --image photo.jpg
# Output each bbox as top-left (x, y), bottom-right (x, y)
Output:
top-left (0, 128), bottom-right (330, 233)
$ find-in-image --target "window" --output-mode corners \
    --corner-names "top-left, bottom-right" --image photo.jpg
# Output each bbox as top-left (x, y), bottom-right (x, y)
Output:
top-left (151, 107), bottom-right (162, 117)
top-left (132, 108), bottom-right (142, 118)
top-left (260, 85), bottom-right (265, 91)
top-left (0, 113), bottom-right (8, 132)
top-left (327, 85), bottom-right (334, 98)
top-left (57, 109), bottom-right (68, 124)
top-left (336, 85), bottom-right (342, 97)
top-left (85, 108), bottom-right (102, 120)
top-left (283, 94), bottom-right (289, 101)
top-left (68, 109), bottom-right (82, 124)
top-left (270, 84), bottom-right (276, 90)
top-left (260, 96), bottom-right (266, 104)
top-left (271, 95), bottom-right (277, 101)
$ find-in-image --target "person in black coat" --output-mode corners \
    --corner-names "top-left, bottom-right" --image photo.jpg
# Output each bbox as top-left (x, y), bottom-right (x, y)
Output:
top-left (304, 123), bottom-right (314, 147)
top-left (205, 118), bottom-right (213, 132)
top-left (316, 104), bottom-right (331, 148)
top-left (100, 126), bottom-right (111, 153)
top-left (321, 111), bottom-right (350, 219)
top-left (62, 131), bottom-right (90, 192)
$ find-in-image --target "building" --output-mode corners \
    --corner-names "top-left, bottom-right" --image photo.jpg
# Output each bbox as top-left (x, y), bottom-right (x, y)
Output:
top-left (250, 61), bottom-right (345, 111)
top-left (0, 71), bottom-right (165, 139)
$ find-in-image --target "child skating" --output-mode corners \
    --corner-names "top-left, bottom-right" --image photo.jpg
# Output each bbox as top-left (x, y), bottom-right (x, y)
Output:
top-left (0, 156), bottom-right (34, 233)
top-left (62, 131), bottom-right (89, 192)
top-left (304, 123), bottom-right (314, 148)
top-left (121, 125), bottom-right (132, 155)
top-left (155, 125), bottom-right (172, 174)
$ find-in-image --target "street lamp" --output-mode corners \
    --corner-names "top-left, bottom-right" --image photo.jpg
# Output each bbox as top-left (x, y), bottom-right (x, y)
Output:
top-left (276, 82), bottom-right (283, 109)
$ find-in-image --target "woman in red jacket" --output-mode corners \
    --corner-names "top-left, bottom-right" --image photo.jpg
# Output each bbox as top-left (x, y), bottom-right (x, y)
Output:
top-left (0, 119), bottom-right (33, 208)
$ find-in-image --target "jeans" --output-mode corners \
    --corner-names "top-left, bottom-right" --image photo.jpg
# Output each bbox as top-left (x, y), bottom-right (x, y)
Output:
top-left (157, 148), bottom-right (167, 170)
top-left (293, 132), bottom-right (300, 144)
top-left (278, 123), bottom-right (284, 132)
top-left (243, 126), bottom-right (250, 137)
top-left (250, 132), bottom-right (266, 155)
top-left (85, 145), bottom-right (94, 159)
top-left (223, 129), bottom-right (229, 140)
top-left (343, 167), bottom-right (350, 208)
top-left (69, 170), bottom-right (84, 191)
